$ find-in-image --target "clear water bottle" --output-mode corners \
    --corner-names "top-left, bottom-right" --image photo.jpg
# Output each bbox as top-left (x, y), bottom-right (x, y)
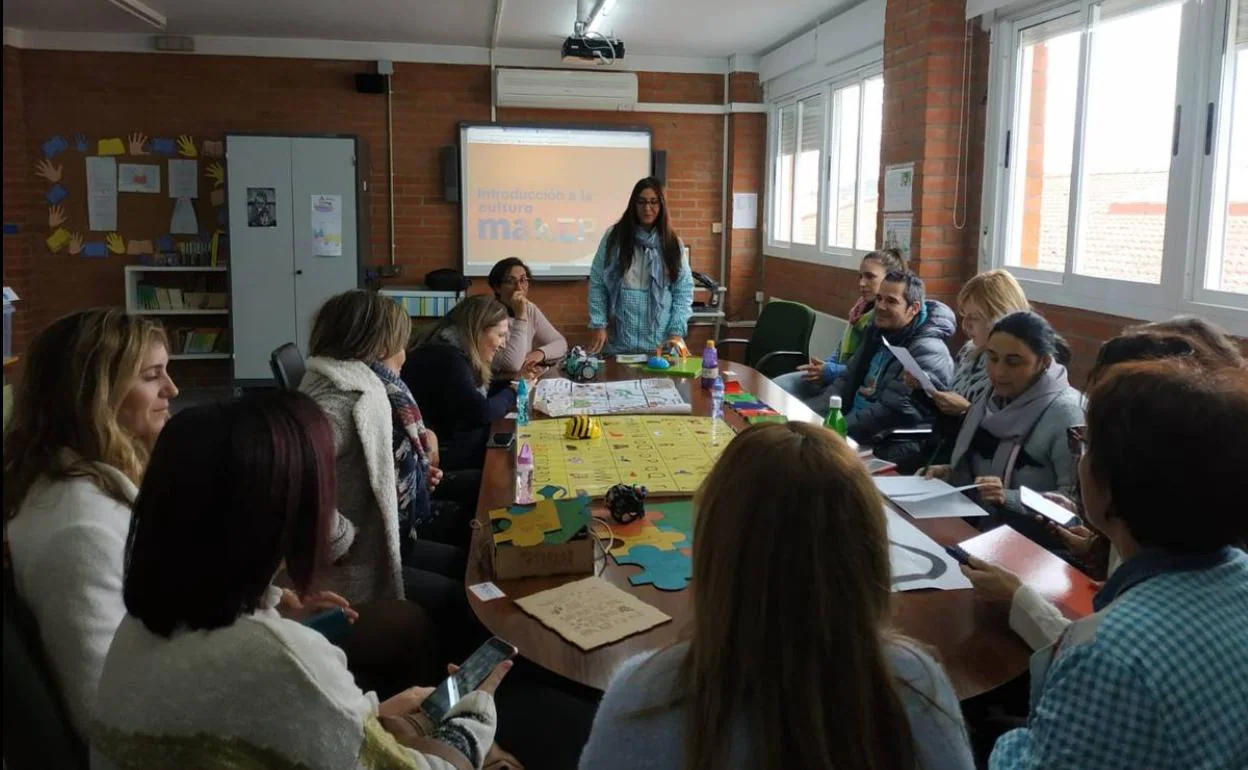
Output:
top-left (516, 378), bottom-right (530, 426)
top-left (710, 376), bottom-right (725, 419)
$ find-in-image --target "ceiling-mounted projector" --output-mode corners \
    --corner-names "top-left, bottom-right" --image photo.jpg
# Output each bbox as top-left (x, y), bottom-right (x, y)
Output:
top-left (561, 35), bottom-right (625, 65)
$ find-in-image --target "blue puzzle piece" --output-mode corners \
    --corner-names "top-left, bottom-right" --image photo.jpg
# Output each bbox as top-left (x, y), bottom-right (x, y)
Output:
top-left (615, 545), bottom-right (692, 591)
top-left (42, 135), bottom-right (68, 159)
top-left (536, 484), bottom-right (567, 499)
top-left (74, 134), bottom-right (88, 152)
top-left (45, 184), bottom-right (68, 205)
top-left (82, 241), bottom-right (108, 258)
top-left (151, 138), bottom-right (177, 155)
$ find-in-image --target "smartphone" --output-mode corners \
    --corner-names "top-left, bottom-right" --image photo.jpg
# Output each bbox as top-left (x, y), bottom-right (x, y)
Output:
top-left (303, 607), bottom-right (353, 646)
top-left (1020, 486), bottom-right (1079, 527)
top-left (420, 637), bottom-right (518, 722)
top-left (864, 457), bottom-right (898, 475)
top-left (944, 544), bottom-right (973, 566)
top-left (486, 431), bottom-right (515, 450)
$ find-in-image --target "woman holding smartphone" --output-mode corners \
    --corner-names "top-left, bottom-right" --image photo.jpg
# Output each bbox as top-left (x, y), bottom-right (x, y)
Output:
top-left (91, 391), bottom-right (511, 770)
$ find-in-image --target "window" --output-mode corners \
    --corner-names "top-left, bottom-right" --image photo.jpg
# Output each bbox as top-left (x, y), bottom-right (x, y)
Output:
top-left (769, 95), bottom-right (824, 246)
top-left (988, 0), bottom-right (1248, 332)
top-left (766, 70), bottom-right (884, 267)
top-left (1202, 0), bottom-right (1248, 296)
top-left (827, 76), bottom-right (885, 252)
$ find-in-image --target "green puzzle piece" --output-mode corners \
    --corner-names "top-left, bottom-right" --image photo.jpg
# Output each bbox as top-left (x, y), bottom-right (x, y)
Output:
top-left (545, 496), bottom-right (592, 544)
top-left (615, 545), bottom-right (693, 591)
top-left (646, 500), bottom-right (694, 537)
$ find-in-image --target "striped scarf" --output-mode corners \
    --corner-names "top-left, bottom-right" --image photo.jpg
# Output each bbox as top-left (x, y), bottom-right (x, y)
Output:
top-left (368, 362), bottom-right (431, 537)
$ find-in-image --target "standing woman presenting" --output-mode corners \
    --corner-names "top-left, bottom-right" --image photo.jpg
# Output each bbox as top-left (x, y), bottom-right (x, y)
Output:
top-left (587, 177), bottom-right (694, 355)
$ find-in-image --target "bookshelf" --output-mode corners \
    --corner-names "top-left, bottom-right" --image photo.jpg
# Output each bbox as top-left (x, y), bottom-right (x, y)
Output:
top-left (379, 286), bottom-right (464, 318)
top-left (124, 265), bottom-right (232, 361)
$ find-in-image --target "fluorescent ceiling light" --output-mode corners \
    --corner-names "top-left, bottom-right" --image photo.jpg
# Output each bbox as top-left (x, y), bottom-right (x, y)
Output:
top-left (106, 0), bottom-right (167, 30)
top-left (586, 0), bottom-right (618, 34)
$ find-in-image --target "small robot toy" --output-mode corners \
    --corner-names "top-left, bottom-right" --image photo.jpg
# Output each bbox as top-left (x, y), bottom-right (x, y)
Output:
top-left (605, 483), bottom-right (649, 525)
top-left (561, 345), bottom-right (605, 382)
top-left (563, 414), bottom-right (603, 440)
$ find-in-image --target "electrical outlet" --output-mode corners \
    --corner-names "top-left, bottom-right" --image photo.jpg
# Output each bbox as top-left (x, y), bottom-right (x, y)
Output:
top-left (711, 222), bottom-right (723, 234)
top-left (378, 265), bottom-right (403, 277)
top-left (754, 291), bottom-right (765, 303)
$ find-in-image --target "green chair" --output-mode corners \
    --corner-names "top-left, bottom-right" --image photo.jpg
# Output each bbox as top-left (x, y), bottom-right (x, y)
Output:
top-left (2, 569), bottom-right (88, 770)
top-left (717, 299), bottom-right (817, 380)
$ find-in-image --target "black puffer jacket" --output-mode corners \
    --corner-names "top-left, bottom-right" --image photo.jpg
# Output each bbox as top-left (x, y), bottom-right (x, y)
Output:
top-left (831, 300), bottom-right (957, 444)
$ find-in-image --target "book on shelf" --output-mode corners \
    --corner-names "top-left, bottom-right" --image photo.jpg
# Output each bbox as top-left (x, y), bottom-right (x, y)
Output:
top-left (168, 288), bottom-right (184, 310)
top-left (169, 327), bottom-right (228, 355)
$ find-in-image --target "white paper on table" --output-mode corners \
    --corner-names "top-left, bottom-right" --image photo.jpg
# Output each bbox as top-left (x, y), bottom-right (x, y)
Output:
top-left (874, 476), bottom-right (939, 498)
top-left (891, 482), bottom-right (985, 502)
top-left (168, 158), bottom-right (198, 199)
top-left (532, 377), bottom-right (690, 417)
top-left (171, 197), bottom-right (198, 234)
top-left (887, 509), bottom-right (973, 591)
top-left (892, 491), bottom-right (990, 519)
top-left (615, 354), bottom-right (647, 364)
top-left (86, 156), bottom-right (118, 231)
top-left (881, 337), bottom-right (936, 394)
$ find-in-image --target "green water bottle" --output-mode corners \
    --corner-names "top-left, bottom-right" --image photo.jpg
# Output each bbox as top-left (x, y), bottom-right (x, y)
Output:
top-left (824, 395), bottom-right (848, 439)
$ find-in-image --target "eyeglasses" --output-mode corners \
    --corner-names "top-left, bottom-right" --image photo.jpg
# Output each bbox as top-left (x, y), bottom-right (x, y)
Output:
top-left (501, 276), bottom-right (530, 287)
top-left (635, 198), bottom-right (661, 209)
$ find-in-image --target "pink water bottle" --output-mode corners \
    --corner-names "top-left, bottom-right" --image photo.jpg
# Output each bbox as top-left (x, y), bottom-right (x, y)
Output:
top-left (515, 442), bottom-right (535, 505)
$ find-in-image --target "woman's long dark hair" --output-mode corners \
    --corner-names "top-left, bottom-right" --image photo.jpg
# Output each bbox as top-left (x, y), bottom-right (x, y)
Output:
top-left (605, 177), bottom-right (683, 283)
top-left (991, 310), bottom-right (1072, 366)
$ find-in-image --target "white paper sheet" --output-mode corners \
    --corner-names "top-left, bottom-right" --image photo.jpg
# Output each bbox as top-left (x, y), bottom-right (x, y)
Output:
top-left (118, 163), bottom-right (160, 194)
top-left (887, 509), bottom-right (973, 591)
top-left (732, 192), bottom-right (758, 229)
top-left (85, 156), bottom-right (118, 231)
top-left (883, 162), bottom-right (915, 213)
top-left (171, 196), bottom-right (198, 234)
top-left (533, 377), bottom-right (690, 417)
top-left (310, 194), bottom-right (343, 257)
top-left (168, 158), bottom-right (198, 199)
top-left (882, 214), bottom-right (912, 262)
top-left (881, 337), bottom-right (936, 393)
top-left (892, 492), bottom-right (990, 519)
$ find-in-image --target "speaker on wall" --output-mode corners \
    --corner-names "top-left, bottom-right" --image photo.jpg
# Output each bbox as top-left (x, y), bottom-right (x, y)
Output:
top-left (440, 146), bottom-right (460, 203)
top-left (652, 150), bottom-right (667, 185)
top-left (355, 73), bottom-right (386, 94)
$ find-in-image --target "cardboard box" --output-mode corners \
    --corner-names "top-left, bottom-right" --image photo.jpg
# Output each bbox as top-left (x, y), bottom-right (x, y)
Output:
top-left (489, 498), bottom-right (595, 581)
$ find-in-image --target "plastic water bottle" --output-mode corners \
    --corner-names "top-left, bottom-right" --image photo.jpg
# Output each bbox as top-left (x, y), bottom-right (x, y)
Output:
top-left (823, 395), bottom-right (849, 439)
top-left (700, 340), bottom-right (719, 389)
top-left (710, 376), bottom-right (725, 419)
top-left (516, 378), bottom-right (530, 427)
top-left (515, 442), bottom-right (535, 504)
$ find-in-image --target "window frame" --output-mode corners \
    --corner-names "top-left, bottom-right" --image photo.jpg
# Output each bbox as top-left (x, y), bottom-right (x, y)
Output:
top-left (764, 63), bottom-right (885, 270)
top-left (981, 0), bottom-right (1248, 335)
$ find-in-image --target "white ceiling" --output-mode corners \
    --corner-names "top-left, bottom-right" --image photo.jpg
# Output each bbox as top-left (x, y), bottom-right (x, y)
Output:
top-left (1, 0), bottom-right (850, 58)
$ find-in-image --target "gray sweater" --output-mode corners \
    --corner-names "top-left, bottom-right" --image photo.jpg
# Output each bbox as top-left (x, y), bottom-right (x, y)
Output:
top-left (950, 388), bottom-right (1084, 514)
top-left (299, 358), bottom-right (405, 604)
top-left (578, 641), bottom-right (975, 770)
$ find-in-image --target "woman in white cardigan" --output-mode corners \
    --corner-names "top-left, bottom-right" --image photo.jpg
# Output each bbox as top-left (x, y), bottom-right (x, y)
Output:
top-left (3, 309), bottom-right (178, 738)
top-left (298, 290), bottom-right (482, 659)
top-left (92, 391), bottom-right (510, 770)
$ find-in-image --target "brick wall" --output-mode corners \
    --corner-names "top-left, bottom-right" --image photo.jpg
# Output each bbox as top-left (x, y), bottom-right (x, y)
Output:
top-left (3, 46), bottom-right (35, 358)
top-left (5, 48), bottom-right (762, 386)
top-left (725, 72), bottom-right (765, 319)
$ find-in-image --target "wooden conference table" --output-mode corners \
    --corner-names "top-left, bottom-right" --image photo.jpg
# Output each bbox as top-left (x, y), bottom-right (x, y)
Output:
top-left (465, 360), bottom-right (1097, 700)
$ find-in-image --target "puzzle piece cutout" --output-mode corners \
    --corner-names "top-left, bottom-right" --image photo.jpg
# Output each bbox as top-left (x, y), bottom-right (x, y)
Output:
top-left (489, 501), bottom-right (563, 547)
top-left (615, 545), bottom-right (692, 591)
top-left (544, 496), bottom-right (592, 544)
top-left (609, 521), bottom-right (687, 558)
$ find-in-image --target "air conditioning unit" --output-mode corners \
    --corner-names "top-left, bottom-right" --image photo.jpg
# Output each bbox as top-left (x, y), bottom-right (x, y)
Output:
top-left (494, 68), bottom-right (638, 111)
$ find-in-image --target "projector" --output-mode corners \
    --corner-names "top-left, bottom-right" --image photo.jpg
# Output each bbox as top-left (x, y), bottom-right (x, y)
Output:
top-left (561, 35), bottom-right (625, 65)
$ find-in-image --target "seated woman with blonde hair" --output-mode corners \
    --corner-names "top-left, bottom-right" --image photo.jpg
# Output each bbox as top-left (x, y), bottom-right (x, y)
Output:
top-left (579, 421), bottom-right (974, 770)
top-left (4, 308), bottom-right (178, 739)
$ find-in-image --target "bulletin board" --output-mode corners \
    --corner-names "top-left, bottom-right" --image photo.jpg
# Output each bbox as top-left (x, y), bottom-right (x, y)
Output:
top-left (33, 133), bottom-right (227, 261)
